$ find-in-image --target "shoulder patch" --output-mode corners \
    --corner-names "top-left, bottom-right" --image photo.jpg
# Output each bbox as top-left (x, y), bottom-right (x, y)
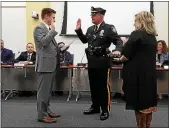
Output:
top-left (111, 26), bottom-right (117, 33)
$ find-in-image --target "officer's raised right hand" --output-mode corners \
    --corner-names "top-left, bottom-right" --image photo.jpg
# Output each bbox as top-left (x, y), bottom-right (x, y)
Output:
top-left (76, 18), bottom-right (81, 30)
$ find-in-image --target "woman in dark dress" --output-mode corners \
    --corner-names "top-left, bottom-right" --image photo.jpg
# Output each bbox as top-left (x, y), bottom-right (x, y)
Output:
top-left (113, 11), bottom-right (158, 128)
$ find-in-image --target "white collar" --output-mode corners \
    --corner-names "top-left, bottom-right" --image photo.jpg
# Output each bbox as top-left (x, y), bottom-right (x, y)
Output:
top-left (27, 52), bottom-right (33, 55)
top-left (96, 21), bottom-right (103, 29)
top-left (42, 21), bottom-right (50, 30)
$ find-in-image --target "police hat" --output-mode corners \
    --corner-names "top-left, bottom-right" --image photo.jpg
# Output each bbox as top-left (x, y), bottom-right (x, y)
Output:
top-left (91, 6), bottom-right (106, 16)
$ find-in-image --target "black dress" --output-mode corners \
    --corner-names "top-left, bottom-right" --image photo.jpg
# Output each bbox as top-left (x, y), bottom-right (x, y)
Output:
top-left (122, 30), bottom-right (157, 111)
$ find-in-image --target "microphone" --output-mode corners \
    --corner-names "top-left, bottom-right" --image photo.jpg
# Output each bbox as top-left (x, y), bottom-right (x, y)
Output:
top-left (77, 52), bottom-right (87, 66)
top-left (80, 52), bottom-right (85, 64)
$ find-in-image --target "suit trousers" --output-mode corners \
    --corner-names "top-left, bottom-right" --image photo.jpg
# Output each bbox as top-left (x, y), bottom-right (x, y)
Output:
top-left (37, 71), bottom-right (56, 119)
top-left (88, 68), bottom-right (111, 112)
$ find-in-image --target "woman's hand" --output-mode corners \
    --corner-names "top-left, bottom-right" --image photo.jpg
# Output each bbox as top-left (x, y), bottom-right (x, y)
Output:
top-left (112, 58), bottom-right (122, 62)
top-left (112, 55), bottom-right (128, 62)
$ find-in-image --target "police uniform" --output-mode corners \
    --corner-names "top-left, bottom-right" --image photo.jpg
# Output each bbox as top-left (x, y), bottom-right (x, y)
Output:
top-left (75, 6), bottom-right (122, 120)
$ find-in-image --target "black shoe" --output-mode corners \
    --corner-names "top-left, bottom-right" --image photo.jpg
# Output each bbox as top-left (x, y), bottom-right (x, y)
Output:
top-left (55, 91), bottom-right (63, 96)
top-left (83, 108), bottom-right (100, 115)
top-left (100, 111), bottom-right (109, 121)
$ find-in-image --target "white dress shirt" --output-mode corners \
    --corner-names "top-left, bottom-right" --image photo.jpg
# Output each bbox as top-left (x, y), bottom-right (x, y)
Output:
top-left (97, 21), bottom-right (103, 30)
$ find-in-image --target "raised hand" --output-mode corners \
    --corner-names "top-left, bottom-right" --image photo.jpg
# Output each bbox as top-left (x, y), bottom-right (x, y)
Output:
top-left (51, 18), bottom-right (55, 29)
top-left (76, 18), bottom-right (81, 30)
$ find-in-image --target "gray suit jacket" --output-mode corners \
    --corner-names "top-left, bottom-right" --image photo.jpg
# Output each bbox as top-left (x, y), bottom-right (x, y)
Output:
top-left (33, 22), bottom-right (59, 73)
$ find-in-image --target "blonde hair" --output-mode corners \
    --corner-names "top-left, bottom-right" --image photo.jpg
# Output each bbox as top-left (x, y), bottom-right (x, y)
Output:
top-left (134, 11), bottom-right (157, 36)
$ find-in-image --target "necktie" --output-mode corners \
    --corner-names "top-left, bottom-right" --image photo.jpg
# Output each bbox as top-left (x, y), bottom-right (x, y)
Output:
top-left (49, 27), bottom-right (51, 30)
top-left (27, 54), bottom-right (31, 61)
top-left (94, 25), bottom-right (98, 32)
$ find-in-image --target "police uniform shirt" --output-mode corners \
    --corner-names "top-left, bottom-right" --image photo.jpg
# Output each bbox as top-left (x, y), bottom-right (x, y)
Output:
top-left (94, 22), bottom-right (103, 31)
top-left (75, 7), bottom-right (123, 68)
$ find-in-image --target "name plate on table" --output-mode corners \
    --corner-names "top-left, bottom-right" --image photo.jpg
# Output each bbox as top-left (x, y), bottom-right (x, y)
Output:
top-left (164, 65), bottom-right (169, 69)
top-left (14, 63), bottom-right (25, 68)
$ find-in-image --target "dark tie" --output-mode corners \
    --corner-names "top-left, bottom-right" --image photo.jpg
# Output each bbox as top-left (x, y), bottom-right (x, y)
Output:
top-left (27, 54), bottom-right (31, 61)
top-left (49, 27), bottom-right (51, 30)
top-left (94, 25), bottom-right (98, 32)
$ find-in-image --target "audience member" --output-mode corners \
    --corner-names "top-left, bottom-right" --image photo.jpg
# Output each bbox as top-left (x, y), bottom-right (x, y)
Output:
top-left (15, 43), bottom-right (36, 64)
top-left (1, 39), bottom-right (14, 64)
top-left (58, 42), bottom-right (73, 65)
top-left (156, 40), bottom-right (168, 100)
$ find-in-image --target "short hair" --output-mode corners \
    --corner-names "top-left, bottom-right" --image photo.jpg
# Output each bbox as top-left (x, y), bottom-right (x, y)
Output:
top-left (41, 8), bottom-right (56, 19)
top-left (27, 43), bottom-right (34, 47)
top-left (157, 40), bottom-right (168, 53)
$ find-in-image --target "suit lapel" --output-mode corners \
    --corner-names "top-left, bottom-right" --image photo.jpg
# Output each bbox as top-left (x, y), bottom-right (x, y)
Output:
top-left (40, 22), bottom-right (49, 34)
top-left (40, 22), bottom-right (58, 47)
top-left (24, 52), bottom-right (28, 59)
top-left (52, 38), bottom-right (58, 47)
top-left (30, 52), bottom-right (34, 61)
top-left (1, 48), bottom-right (5, 54)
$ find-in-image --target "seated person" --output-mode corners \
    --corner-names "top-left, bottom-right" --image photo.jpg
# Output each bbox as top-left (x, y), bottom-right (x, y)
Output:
top-left (55, 42), bottom-right (73, 96)
top-left (16, 43), bottom-right (36, 96)
top-left (14, 43), bottom-right (36, 64)
top-left (156, 40), bottom-right (168, 100)
top-left (156, 40), bottom-right (169, 67)
top-left (113, 37), bottom-right (128, 99)
top-left (1, 39), bottom-right (14, 64)
top-left (58, 42), bottom-right (73, 65)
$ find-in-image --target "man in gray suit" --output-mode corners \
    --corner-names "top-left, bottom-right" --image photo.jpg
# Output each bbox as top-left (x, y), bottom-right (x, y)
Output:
top-left (33, 8), bottom-right (60, 123)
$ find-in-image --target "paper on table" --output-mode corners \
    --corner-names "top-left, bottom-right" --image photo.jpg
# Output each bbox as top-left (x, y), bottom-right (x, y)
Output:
top-left (60, 39), bottom-right (77, 51)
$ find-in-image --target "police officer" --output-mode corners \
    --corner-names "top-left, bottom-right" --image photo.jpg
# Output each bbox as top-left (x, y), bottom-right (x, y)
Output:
top-left (75, 6), bottom-right (122, 120)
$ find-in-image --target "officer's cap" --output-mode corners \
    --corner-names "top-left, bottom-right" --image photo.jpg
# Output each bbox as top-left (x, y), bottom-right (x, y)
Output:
top-left (91, 6), bottom-right (106, 16)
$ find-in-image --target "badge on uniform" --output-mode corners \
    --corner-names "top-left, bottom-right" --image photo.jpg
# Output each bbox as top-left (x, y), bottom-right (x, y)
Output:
top-left (111, 26), bottom-right (117, 33)
top-left (93, 34), bottom-right (96, 39)
top-left (99, 30), bottom-right (104, 36)
top-left (87, 34), bottom-right (91, 38)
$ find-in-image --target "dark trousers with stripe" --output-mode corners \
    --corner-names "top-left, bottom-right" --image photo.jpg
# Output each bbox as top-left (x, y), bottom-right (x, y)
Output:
top-left (88, 68), bottom-right (111, 112)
